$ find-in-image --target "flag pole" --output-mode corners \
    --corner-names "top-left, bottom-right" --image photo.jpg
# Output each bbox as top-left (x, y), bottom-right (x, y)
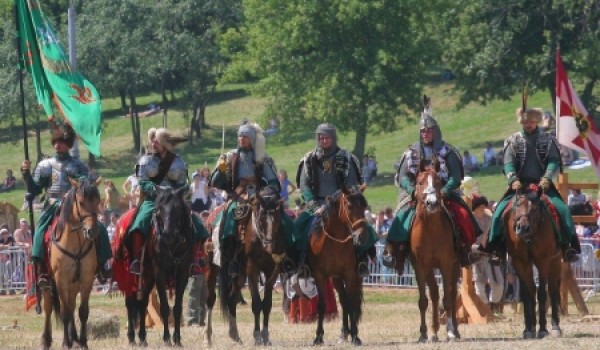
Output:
top-left (14, 0), bottom-right (41, 314)
top-left (555, 47), bottom-right (561, 151)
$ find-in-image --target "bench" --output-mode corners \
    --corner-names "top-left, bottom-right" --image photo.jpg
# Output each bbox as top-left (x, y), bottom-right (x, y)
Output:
top-left (556, 173), bottom-right (598, 225)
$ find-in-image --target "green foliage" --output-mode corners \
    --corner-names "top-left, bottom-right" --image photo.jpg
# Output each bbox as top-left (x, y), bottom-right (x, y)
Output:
top-left (233, 0), bottom-right (443, 158)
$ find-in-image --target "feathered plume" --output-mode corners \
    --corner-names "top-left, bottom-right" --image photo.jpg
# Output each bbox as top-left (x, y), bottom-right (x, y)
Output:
top-left (422, 94), bottom-right (432, 116)
top-left (251, 123), bottom-right (266, 163)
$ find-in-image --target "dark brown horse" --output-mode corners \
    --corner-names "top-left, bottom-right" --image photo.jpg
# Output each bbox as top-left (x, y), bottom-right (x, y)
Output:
top-left (204, 192), bottom-right (286, 346)
top-left (309, 186), bottom-right (368, 346)
top-left (111, 207), bottom-right (155, 347)
top-left (505, 186), bottom-right (562, 338)
top-left (402, 165), bottom-right (461, 342)
top-left (152, 186), bottom-right (194, 346)
top-left (41, 178), bottom-right (101, 350)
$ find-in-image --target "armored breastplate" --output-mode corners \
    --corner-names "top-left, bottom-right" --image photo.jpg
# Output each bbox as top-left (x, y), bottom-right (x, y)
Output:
top-left (35, 156), bottom-right (87, 197)
top-left (237, 151), bottom-right (256, 179)
top-left (136, 153), bottom-right (188, 188)
top-left (406, 143), bottom-right (450, 183)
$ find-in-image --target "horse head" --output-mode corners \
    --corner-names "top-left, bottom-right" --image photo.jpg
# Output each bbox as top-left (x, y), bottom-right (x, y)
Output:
top-left (64, 177), bottom-right (101, 240)
top-left (154, 186), bottom-right (189, 245)
top-left (415, 166), bottom-right (443, 213)
top-left (341, 185), bottom-right (368, 239)
top-left (253, 190), bottom-right (285, 255)
top-left (512, 186), bottom-right (545, 241)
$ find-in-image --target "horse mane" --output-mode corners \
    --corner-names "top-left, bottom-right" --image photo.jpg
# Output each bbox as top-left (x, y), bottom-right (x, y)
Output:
top-left (155, 187), bottom-right (192, 235)
top-left (56, 179), bottom-right (100, 235)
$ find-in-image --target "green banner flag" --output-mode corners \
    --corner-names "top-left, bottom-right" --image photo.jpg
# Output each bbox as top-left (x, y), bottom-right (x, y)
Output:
top-left (16, 0), bottom-right (102, 157)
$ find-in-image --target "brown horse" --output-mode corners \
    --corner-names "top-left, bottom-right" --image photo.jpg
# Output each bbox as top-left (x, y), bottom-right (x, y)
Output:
top-left (309, 186), bottom-right (368, 346)
top-left (41, 178), bottom-right (101, 350)
top-left (505, 186), bottom-right (562, 338)
top-left (406, 165), bottom-right (461, 342)
top-left (204, 192), bottom-right (286, 346)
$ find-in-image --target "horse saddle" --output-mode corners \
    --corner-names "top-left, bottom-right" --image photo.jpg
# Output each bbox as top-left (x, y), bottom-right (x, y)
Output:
top-left (502, 194), bottom-right (561, 230)
top-left (233, 201), bottom-right (252, 221)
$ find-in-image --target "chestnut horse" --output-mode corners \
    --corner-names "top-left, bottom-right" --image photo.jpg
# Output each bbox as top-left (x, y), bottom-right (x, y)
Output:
top-left (411, 166), bottom-right (460, 342)
top-left (204, 192), bottom-right (286, 346)
top-left (505, 186), bottom-right (562, 338)
top-left (41, 178), bottom-right (101, 350)
top-left (309, 186), bottom-right (368, 346)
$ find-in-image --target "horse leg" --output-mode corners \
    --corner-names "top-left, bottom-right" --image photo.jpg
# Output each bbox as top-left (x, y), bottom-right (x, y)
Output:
top-left (442, 265), bottom-right (460, 341)
top-left (155, 279), bottom-right (172, 346)
top-left (425, 271), bottom-right (440, 343)
top-left (78, 291), bottom-right (91, 349)
top-left (312, 275), bottom-right (327, 346)
top-left (125, 295), bottom-right (137, 345)
top-left (172, 271), bottom-right (187, 347)
top-left (203, 265), bottom-right (218, 347)
top-left (260, 281), bottom-right (274, 346)
top-left (514, 261), bottom-right (537, 339)
top-left (248, 268), bottom-right (263, 345)
top-left (138, 291), bottom-right (151, 347)
top-left (345, 273), bottom-right (363, 346)
top-left (332, 277), bottom-right (350, 343)
top-left (227, 274), bottom-right (242, 344)
top-left (414, 268), bottom-right (429, 343)
top-left (41, 289), bottom-right (53, 350)
top-left (537, 276), bottom-right (549, 338)
top-left (548, 260), bottom-right (562, 337)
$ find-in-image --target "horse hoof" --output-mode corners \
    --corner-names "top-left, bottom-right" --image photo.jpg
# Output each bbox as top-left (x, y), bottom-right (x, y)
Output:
top-left (550, 327), bottom-right (562, 337)
top-left (164, 339), bottom-right (173, 347)
top-left (139, 340), bottom-right (148, 347)
top-left (447, 330), bottom-right (460, 341)
top-left (313, 336), bottom-right (324, 346)
top-left (523, 330), bottom-right (536, 339)
top-left (351, 336), bottom-right (362, 346)
top-left (538, 330), bottom-right (549, 339)
top-left (417, 335), bottom-right (427, 343)
top-left (428, 335), bottom-right (438, 343)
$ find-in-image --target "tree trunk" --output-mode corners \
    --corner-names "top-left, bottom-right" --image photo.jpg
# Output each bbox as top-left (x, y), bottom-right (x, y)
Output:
top-left (128, 89), bottom-right (141, 153)
top-left (119, 87), bottom-right (128, 111)
top-left (353, 109), bottom-right (368, 160)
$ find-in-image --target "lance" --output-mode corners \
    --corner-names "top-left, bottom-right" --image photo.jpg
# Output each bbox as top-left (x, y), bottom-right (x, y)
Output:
top-left (14, 2), bottom-right (41, 314)
top-left (221, 122), bottom-right (225, 156)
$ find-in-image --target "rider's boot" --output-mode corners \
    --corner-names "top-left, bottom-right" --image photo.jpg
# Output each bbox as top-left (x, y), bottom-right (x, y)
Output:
top-left (382, 241), bottom-right (408, 274)
top-left (478, 240), bottom-right (506, 265)
top-left (129, 231), bottom-right (144, 275)
top-left (36, 261), bottom-right (51, 291)
top-left (458, 242), bottom-right (475, 267)
top-left (356, 253), bottom-right (370, 278)
top-left (563, 233), bottom-right (581, 262)
top-left (190, 241), bottom-right (204, 276)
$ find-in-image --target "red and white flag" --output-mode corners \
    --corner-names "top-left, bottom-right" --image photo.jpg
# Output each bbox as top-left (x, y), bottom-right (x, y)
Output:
top-left (555, 50), bottom-right (600, 177)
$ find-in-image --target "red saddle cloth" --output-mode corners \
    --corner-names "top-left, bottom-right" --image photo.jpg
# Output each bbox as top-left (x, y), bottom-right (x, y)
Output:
top-left (502, 192), bottom-right (560, 230)
top-left (111, 208), bottom-right (138, 295)
top-left (445, 201), bottom-right (476, 246)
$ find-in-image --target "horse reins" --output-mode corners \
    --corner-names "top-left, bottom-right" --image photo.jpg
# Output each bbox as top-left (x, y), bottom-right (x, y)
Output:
top-left (251, 200), bottom-right (286, 286)
top-left (321, 193), bottom-right (365, 244)
top-left (52, 187), bottom-right (97, 283)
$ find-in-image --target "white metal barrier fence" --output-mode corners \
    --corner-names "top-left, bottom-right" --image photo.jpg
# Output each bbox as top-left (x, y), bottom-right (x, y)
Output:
top-left (2, 241), bottom-right (599, 295)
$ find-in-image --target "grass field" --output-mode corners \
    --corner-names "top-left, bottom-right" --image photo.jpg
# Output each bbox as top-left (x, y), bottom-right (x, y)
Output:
top-left (1, 286), bottom-right (599, 349)
top-left (1, 81), bottom-right (597, 219)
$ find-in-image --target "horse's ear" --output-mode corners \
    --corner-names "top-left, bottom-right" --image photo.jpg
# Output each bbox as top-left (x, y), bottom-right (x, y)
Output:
top-left (359, 184), bottom-right (367, 193)
top-left (175, 186), bottom-right (187, 198)
top-left (342, 186), bottom-right (351, 196)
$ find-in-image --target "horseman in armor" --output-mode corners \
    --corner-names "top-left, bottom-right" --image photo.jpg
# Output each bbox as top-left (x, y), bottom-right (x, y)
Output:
top-left (484, 105), bottom-right (581, 262)
top-left (210, 123), bottom-right (289, 272)
top-left (127, 128), bottom-right (208, 275)
top-left (384, 96), bottom-right (481, 271)
top-left (21, 122), bottom-right (112, 289)
top-left (292, 123), bottom-right (377, 277)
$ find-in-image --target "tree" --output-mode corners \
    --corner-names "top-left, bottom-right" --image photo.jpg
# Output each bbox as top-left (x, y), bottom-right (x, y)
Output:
top-left (232, 0), bottom-right (440, 158)
top-left (440, 0), bottom-right (600, 114)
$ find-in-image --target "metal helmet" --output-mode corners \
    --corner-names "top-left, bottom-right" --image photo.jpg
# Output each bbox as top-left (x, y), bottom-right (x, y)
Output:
top-left (315, 123), bottom-right (337, 147)
top-left (418, 95), bottom-right (443, 149)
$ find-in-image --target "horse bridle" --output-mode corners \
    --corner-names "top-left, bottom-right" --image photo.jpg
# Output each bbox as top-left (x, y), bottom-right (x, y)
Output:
top-left (321, 191), bottom-right (366, 244)
top-left (52, 186), bottom-right (98, 283)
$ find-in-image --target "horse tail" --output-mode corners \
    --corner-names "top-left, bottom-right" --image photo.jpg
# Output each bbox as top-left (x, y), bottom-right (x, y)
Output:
top-left (52, 283), bottom-right (61, 325)
top-left (218, 259), bottom-right (232, 321)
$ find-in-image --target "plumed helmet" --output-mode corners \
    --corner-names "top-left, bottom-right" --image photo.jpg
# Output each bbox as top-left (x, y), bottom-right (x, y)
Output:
top-left (418, 95), bottom-right (443, 149)
top-left (151, 128), bottom-right (187, 152)
top-left (51, 122), bottom-right (76, 148)
top-left (238, 123), bottom-right (257, 145)
top-left (315, 123), bottom-right (337, 147)
top-left (516, 107), bottom-right (543, 124)
top-left (238, 123), bottom-right (266, 162)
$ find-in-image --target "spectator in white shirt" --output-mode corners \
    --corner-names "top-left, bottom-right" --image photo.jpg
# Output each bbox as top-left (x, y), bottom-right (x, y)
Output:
top-left (482, 142), bottom-right (497, 167)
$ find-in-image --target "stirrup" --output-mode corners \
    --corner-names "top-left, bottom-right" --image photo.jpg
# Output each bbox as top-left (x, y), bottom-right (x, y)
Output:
top-left (357, 262), bottom-right (370, 277)
top-left (282, 258), bottom-right (296, 274)
top-left (38, 275), bottom-right (51, 291)
top-left (129, 260), bottom-right (141, 275)
top-left (381, 254), bottom-right (396, 269)
top-left (564, 248), bottom-right (579, 263)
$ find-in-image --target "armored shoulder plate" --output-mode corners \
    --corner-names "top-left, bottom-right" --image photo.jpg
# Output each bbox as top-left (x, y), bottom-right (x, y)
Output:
top-left (136, 154), bottom-right (159, 180)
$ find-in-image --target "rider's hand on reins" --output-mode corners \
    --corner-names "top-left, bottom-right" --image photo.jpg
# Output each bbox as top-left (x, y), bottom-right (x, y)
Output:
top-left (511, 180), bottom-right (522, 191)
top-left (539, 177), bottom-right (551, 192)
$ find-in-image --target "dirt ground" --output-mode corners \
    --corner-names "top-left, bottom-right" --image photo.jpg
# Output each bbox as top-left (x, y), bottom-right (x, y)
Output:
top-left (0, 287), bottom-right (598, 349)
